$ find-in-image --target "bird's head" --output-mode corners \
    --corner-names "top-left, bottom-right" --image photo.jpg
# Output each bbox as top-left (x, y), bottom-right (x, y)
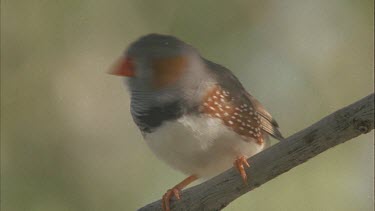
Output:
top-left (110, 34), bottom-right (206, 94)
top-left (110, 33), bottom-right (214, 113)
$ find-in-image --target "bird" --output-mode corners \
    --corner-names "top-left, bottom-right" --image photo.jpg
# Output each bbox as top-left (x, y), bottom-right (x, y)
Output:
top-left (110, 34), bottom-right (284, 211)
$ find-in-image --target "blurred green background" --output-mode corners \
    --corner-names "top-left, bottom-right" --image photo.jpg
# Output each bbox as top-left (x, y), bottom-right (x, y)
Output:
top-left (1, 0), bottom-right (374, 210)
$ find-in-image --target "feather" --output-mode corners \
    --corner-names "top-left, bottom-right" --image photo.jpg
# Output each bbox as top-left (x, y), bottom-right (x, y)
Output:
top-left (205, 59), bottom-right (284, 141)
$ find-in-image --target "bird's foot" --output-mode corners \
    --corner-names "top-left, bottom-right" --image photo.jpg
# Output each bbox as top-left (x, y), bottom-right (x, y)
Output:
top-left (162, 187), bottom-right (180, 211)
top-left (161, 175), bottom-right (197, 211)
top-left (234, 156), bottom-right (250, 185)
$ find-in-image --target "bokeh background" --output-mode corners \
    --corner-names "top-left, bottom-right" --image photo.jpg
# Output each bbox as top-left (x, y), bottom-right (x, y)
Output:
top-left (1, 0), bottom-right (374, 210)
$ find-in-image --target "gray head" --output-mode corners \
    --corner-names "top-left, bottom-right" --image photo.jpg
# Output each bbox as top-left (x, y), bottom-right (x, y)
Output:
top-left (110, 34), bottom-right (211, 114)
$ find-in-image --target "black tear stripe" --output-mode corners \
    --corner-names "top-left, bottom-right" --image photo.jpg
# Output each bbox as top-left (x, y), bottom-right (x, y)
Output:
top-left (131, 101), bottom-right (184, 133)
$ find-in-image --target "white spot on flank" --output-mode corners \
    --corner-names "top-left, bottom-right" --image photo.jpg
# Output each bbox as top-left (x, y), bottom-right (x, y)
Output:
top-left (224, 112), bottom-right (229, 116)
top-left (228, 120), bottom-right (234, 125)
top-left (215, 113), bottom-right (221, 117)
top-left (209, 106), bottom-right (216, 111)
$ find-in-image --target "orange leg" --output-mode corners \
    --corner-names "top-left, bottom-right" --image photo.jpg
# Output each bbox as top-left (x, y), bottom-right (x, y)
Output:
top-left (162, 175), bottom-right (198, 211)
top-left (233, 156), bottom-right (250, 185)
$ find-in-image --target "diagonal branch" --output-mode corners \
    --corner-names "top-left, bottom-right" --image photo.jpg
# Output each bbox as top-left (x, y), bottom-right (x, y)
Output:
top-left (139, 93), bottom-right (374, 211)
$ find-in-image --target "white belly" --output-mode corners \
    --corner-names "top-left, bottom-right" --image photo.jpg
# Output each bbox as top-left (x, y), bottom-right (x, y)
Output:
top-left (144, 115), bottom-right (269, 178)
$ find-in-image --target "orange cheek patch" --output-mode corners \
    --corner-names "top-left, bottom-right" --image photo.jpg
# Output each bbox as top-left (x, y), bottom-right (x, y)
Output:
top-left (152, 56), bottom-right (187, 89)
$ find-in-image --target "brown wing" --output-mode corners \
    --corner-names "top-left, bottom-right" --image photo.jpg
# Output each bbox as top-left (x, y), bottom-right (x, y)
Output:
top-left (199, 86), bottom-right (272, 145)
top-left (244, 92), bottom-right (284, 140)
top-left (202, 59), bottom-right (284, 142)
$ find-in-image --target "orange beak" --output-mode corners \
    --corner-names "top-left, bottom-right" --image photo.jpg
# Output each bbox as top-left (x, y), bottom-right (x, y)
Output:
top-left (109, 56), bottom-right (135, 77)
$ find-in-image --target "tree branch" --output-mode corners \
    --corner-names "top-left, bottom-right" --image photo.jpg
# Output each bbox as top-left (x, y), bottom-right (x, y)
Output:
top-left (139, 93), bottom-right (374, 211)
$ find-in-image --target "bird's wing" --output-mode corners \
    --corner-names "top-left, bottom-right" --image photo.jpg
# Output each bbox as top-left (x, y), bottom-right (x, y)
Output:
top-left (203, 59), bottom-right (284, 141)
top-left (243, 92), bottom-right (284, 140)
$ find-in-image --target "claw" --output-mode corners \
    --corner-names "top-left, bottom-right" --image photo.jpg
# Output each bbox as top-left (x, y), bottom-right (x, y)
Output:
top-left (161, 175), bottom-right (197, 211)
top-left (162, 188), bottom-right (180, 211)
top-left (172, 188), bottom-right (180, 200)
top-left (234, 156), bottom-right (250, 185)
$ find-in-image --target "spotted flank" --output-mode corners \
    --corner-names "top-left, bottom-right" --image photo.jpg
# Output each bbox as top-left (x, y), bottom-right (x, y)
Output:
top-left (199, 86), bottom-right (264, 144)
